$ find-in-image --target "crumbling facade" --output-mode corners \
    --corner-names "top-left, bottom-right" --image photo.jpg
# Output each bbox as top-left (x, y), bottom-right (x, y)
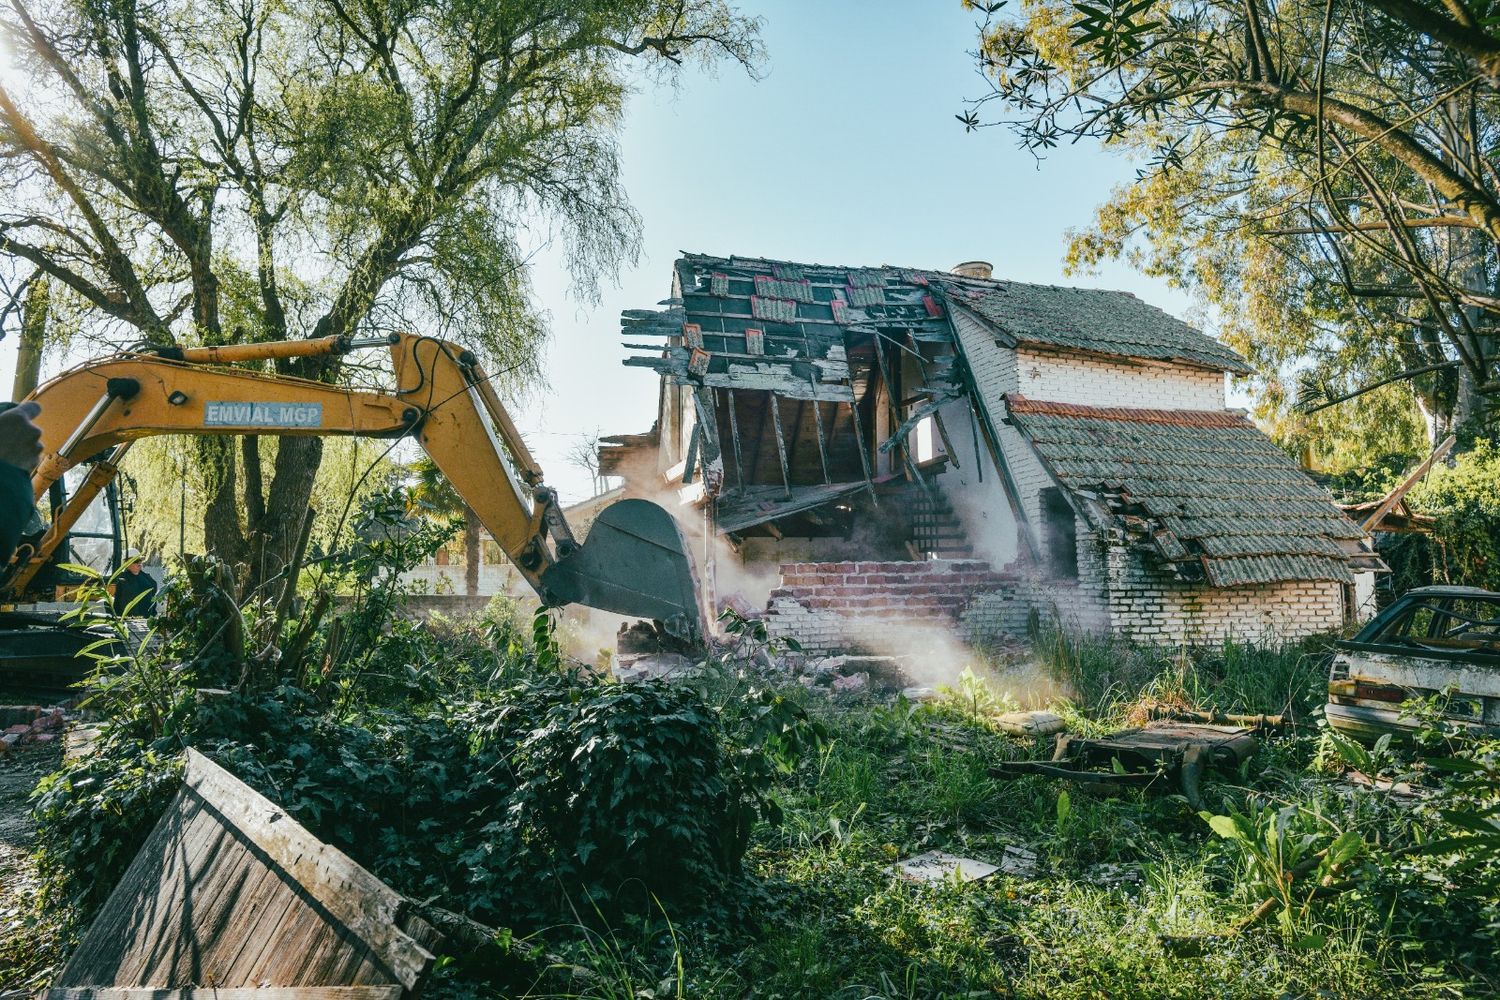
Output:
top-left (604, 254), bottom-right (1382, 652)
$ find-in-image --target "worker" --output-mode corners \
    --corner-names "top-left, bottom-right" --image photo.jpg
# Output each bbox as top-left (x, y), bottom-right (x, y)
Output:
top-left (113, 548), bottom-right (157, 617)
top-left (0, 401), bottom-right (43, 567)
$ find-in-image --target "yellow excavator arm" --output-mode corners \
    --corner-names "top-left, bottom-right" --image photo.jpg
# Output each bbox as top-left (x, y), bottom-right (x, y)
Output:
top-left (5, 333), bottom-right (700, 638)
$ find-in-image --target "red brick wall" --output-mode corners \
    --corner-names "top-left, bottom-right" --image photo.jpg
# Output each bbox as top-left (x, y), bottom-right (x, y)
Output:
top-left (771, 560), bottom-right (1018, 619)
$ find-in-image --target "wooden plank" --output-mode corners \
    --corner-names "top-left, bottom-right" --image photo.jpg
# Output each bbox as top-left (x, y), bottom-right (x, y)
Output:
top-left (845, 396), bottom-right (877, 504)
top-left (122, 803), bottom-right (228, 983)
top-left (768, 394), bottom-right (793, 500)
top-left (180, 750), bottom-right (433, 990)
top-left (47, 989), bottom-right (403, 999)
top-left (810, 398), bottom-right (831, 485)
top-left (1361, 434), bottom-right (1455, 532)
top-left (214, 844), bottom-right (304, 985)
top-left (141, 818), bottom-right (257, 986)
top-left (57, 794), bottom-right (197, 986)
top-left (724, 390), bottom-right (746, 489)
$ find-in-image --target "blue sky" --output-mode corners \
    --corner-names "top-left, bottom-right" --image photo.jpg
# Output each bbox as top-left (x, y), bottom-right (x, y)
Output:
top-left (0, 1), bottom-right (1203, 504)
top-left (516, 0), bottom-right (1196, 503)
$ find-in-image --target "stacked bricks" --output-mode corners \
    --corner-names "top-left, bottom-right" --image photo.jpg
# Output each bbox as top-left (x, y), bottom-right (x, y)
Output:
top-left (770, 560), bottom-right (1019, 619)
top-left (1103, 547), bottom-right (1345, 643)
top-left (763, 560), bottom-right (1023, 654)
top-left (1012, 347), bottom-right (1225, 412)
top-left (0, 705), bottom-right (66, 752)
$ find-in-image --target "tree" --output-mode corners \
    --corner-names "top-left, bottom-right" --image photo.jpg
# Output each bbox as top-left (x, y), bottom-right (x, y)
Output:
top-left (406, 456), bottom-right (479, 596)
top-left (0, 0), bottom-right (762, 591)
top-left (568, 427), bottom-right (608, 497)
top-left (961, 0), bottom-right (1500, 440)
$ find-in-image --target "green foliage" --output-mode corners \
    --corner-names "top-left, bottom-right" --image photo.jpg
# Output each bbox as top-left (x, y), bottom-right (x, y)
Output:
top-left (19, 526), bottom-right (1500, 996)
top-left (1394, 439), bottom-right (1500, 591)
top-left (967, 0), bottom-right (1500, 435)
top-left (1033, 626), bottom-right (1330, 720)
top-left (31, 733), bottom-right (185, 918)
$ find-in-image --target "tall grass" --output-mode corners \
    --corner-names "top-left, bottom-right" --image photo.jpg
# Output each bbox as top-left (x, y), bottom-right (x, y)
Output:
top-left (1032, 626), bottom-right (1333, 720)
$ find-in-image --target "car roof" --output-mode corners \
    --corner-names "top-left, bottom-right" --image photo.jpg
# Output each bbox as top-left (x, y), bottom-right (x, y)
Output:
top-left (1401, 585), bottom-right (1500, 598)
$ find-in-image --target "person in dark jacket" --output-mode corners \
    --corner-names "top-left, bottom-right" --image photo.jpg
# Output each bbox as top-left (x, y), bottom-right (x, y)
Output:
top-left (113, 548), bottom-right (158, 617)
top-left (0, 401), bottom-right (43, 567)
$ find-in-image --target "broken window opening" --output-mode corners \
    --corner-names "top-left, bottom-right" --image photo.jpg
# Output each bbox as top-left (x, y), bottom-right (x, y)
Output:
top-left (1040, 487), bottom-right (1079, 581)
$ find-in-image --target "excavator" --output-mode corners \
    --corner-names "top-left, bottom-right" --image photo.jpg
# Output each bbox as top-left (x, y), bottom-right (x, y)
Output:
top-left (0, 332), bottom-right (701, 677)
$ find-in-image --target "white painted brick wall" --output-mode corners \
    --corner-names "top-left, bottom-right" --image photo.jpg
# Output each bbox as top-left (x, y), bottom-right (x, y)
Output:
top-left (1014, 348), bottom-right (1226, 410)
top-left (1102, 548), bottom-right (1344, 642)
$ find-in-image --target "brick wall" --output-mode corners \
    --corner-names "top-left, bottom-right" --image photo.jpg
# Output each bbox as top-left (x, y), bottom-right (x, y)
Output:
top-left (763, 559), bottom-right (1024, 653)
top-left (1101, 548), bottom-right (1345, 642)
top-left (1013, 348), bottom-right (1226, 410)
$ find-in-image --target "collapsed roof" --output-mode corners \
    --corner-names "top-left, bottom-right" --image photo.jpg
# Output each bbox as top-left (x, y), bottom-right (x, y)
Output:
top-left (611, 252), bottom-right (1373, 587)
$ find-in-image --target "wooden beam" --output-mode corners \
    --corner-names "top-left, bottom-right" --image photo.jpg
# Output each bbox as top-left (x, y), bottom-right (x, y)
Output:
top-left (846, 395), bottom-right (877, 504)
top-left (178, 750), bottom-right (434, 991)
top-left (1361, 434), bottom-right (1456, 533)
top-left (869, 329), bottom-right (903, 474)
top-left (725, 389), bottom-right (746, 489)
top-left (785, 397), bottom-right (807, 486)
top-left (810, 398), bottom-right (832, 485)
top-left (769, 394), bottom-right (793, 500)
top-left (682, 424), bottom-right (700, 486)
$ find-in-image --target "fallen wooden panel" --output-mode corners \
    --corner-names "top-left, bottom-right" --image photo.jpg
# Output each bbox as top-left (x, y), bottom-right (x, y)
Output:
top-left (49, 749), bottom-right (436, 997)
top-left (51, 990), bottom-right (402, 999)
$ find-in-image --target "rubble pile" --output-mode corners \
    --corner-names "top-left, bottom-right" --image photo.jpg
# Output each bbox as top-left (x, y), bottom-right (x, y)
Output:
top-left (0, 705), bottom-right (68, 752)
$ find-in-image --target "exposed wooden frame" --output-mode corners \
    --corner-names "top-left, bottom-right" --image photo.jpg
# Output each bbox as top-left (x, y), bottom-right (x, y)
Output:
top-left (1361, 434), bottom-right (1456, 533)
top-left (768, 393), bottom-right (793, 499)
top-left (724, 389), bottom-right (746, 488)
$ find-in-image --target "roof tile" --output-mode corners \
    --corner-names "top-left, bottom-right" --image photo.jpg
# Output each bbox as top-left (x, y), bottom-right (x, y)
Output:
top-left (1006, 395), bottom-right (1364, 586)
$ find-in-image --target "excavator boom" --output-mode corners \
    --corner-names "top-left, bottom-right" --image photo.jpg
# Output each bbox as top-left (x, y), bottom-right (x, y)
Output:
top-left (4, 333), bottom-right (701, 639)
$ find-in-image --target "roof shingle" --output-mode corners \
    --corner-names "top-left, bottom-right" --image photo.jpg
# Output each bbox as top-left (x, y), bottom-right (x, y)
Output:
top-left (945, 279), bottom-right (1253, 374)
top-left (1006, 395), bottom-right (1363, 586)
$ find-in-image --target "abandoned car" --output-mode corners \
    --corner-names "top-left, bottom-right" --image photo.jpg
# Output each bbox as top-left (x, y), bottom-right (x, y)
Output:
top-left (1326, 585), bottom-right (1500, 740)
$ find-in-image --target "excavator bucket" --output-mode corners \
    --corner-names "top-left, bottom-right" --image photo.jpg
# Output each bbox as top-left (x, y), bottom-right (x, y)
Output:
top-left (540, 498), bottom-right (702, 641)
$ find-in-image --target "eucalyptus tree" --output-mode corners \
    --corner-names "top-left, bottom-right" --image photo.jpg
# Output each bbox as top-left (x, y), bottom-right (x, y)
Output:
top-left (0, 0), bottom-right (762, 586)
top-left (962, 0), bottom-right (1500, 441)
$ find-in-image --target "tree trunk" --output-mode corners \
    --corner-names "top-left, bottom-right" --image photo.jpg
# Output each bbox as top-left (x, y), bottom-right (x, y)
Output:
top-left (12, 277), bottom-right (47, 399)
top-left (199, 436), bottom-right (249, 571)
top-left (463, 505), bottom-right (481, 597)
top-left (251, 435), bottom-right (326, 594)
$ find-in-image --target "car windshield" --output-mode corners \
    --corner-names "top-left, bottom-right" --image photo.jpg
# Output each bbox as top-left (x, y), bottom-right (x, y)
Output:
top-left (1367, 594), bottom-right (1500, 655)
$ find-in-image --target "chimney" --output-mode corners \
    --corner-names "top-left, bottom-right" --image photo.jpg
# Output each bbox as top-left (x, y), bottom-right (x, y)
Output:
top-left (951, 260), bottom-right (993, 280)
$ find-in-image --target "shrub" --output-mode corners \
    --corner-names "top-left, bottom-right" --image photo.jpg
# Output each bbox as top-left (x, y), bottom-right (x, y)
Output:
top-left (1388, 439), bottom-right (1500, 592)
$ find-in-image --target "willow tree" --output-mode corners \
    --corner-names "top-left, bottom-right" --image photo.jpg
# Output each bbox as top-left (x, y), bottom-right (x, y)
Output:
top-left (961, 0), bottom-right (1500, 445)
top-left (0, 0), bottom-right (762, 587)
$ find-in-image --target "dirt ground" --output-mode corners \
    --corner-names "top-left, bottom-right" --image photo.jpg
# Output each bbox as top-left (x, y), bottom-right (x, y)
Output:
top-left (0, 741), bottom-right (63, 994)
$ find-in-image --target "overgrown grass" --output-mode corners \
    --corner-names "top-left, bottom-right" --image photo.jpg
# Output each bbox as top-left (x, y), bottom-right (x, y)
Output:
top-left (13, 578), bottom-right (1498, 998)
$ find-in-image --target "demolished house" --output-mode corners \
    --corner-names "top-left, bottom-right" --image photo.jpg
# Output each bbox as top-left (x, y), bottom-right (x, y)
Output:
top-left (602, 254), bottom-right (1383, 653)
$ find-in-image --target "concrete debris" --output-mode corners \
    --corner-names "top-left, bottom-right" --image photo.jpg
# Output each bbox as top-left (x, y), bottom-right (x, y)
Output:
top-left (993, 710), bottom-right (1066, 737)
top-left (613, 652), bottom-right (698, 683)
top-left (1087, 862), bottom-right (1142, 888)
top-left (800, 653), bottom-right (907, 695)
top-left (894, 845), bottom-right (1040, 884)
top-left (831, 672), bottom-right (870, 694)
top-left (895, 850), bottom-right (999, 884)
top-left (997, 844), bottom-right (1040, 879)
top-left (901, 686), bottom-right (939, 701)
top-left (0, 706), bottom-right (67, 753)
